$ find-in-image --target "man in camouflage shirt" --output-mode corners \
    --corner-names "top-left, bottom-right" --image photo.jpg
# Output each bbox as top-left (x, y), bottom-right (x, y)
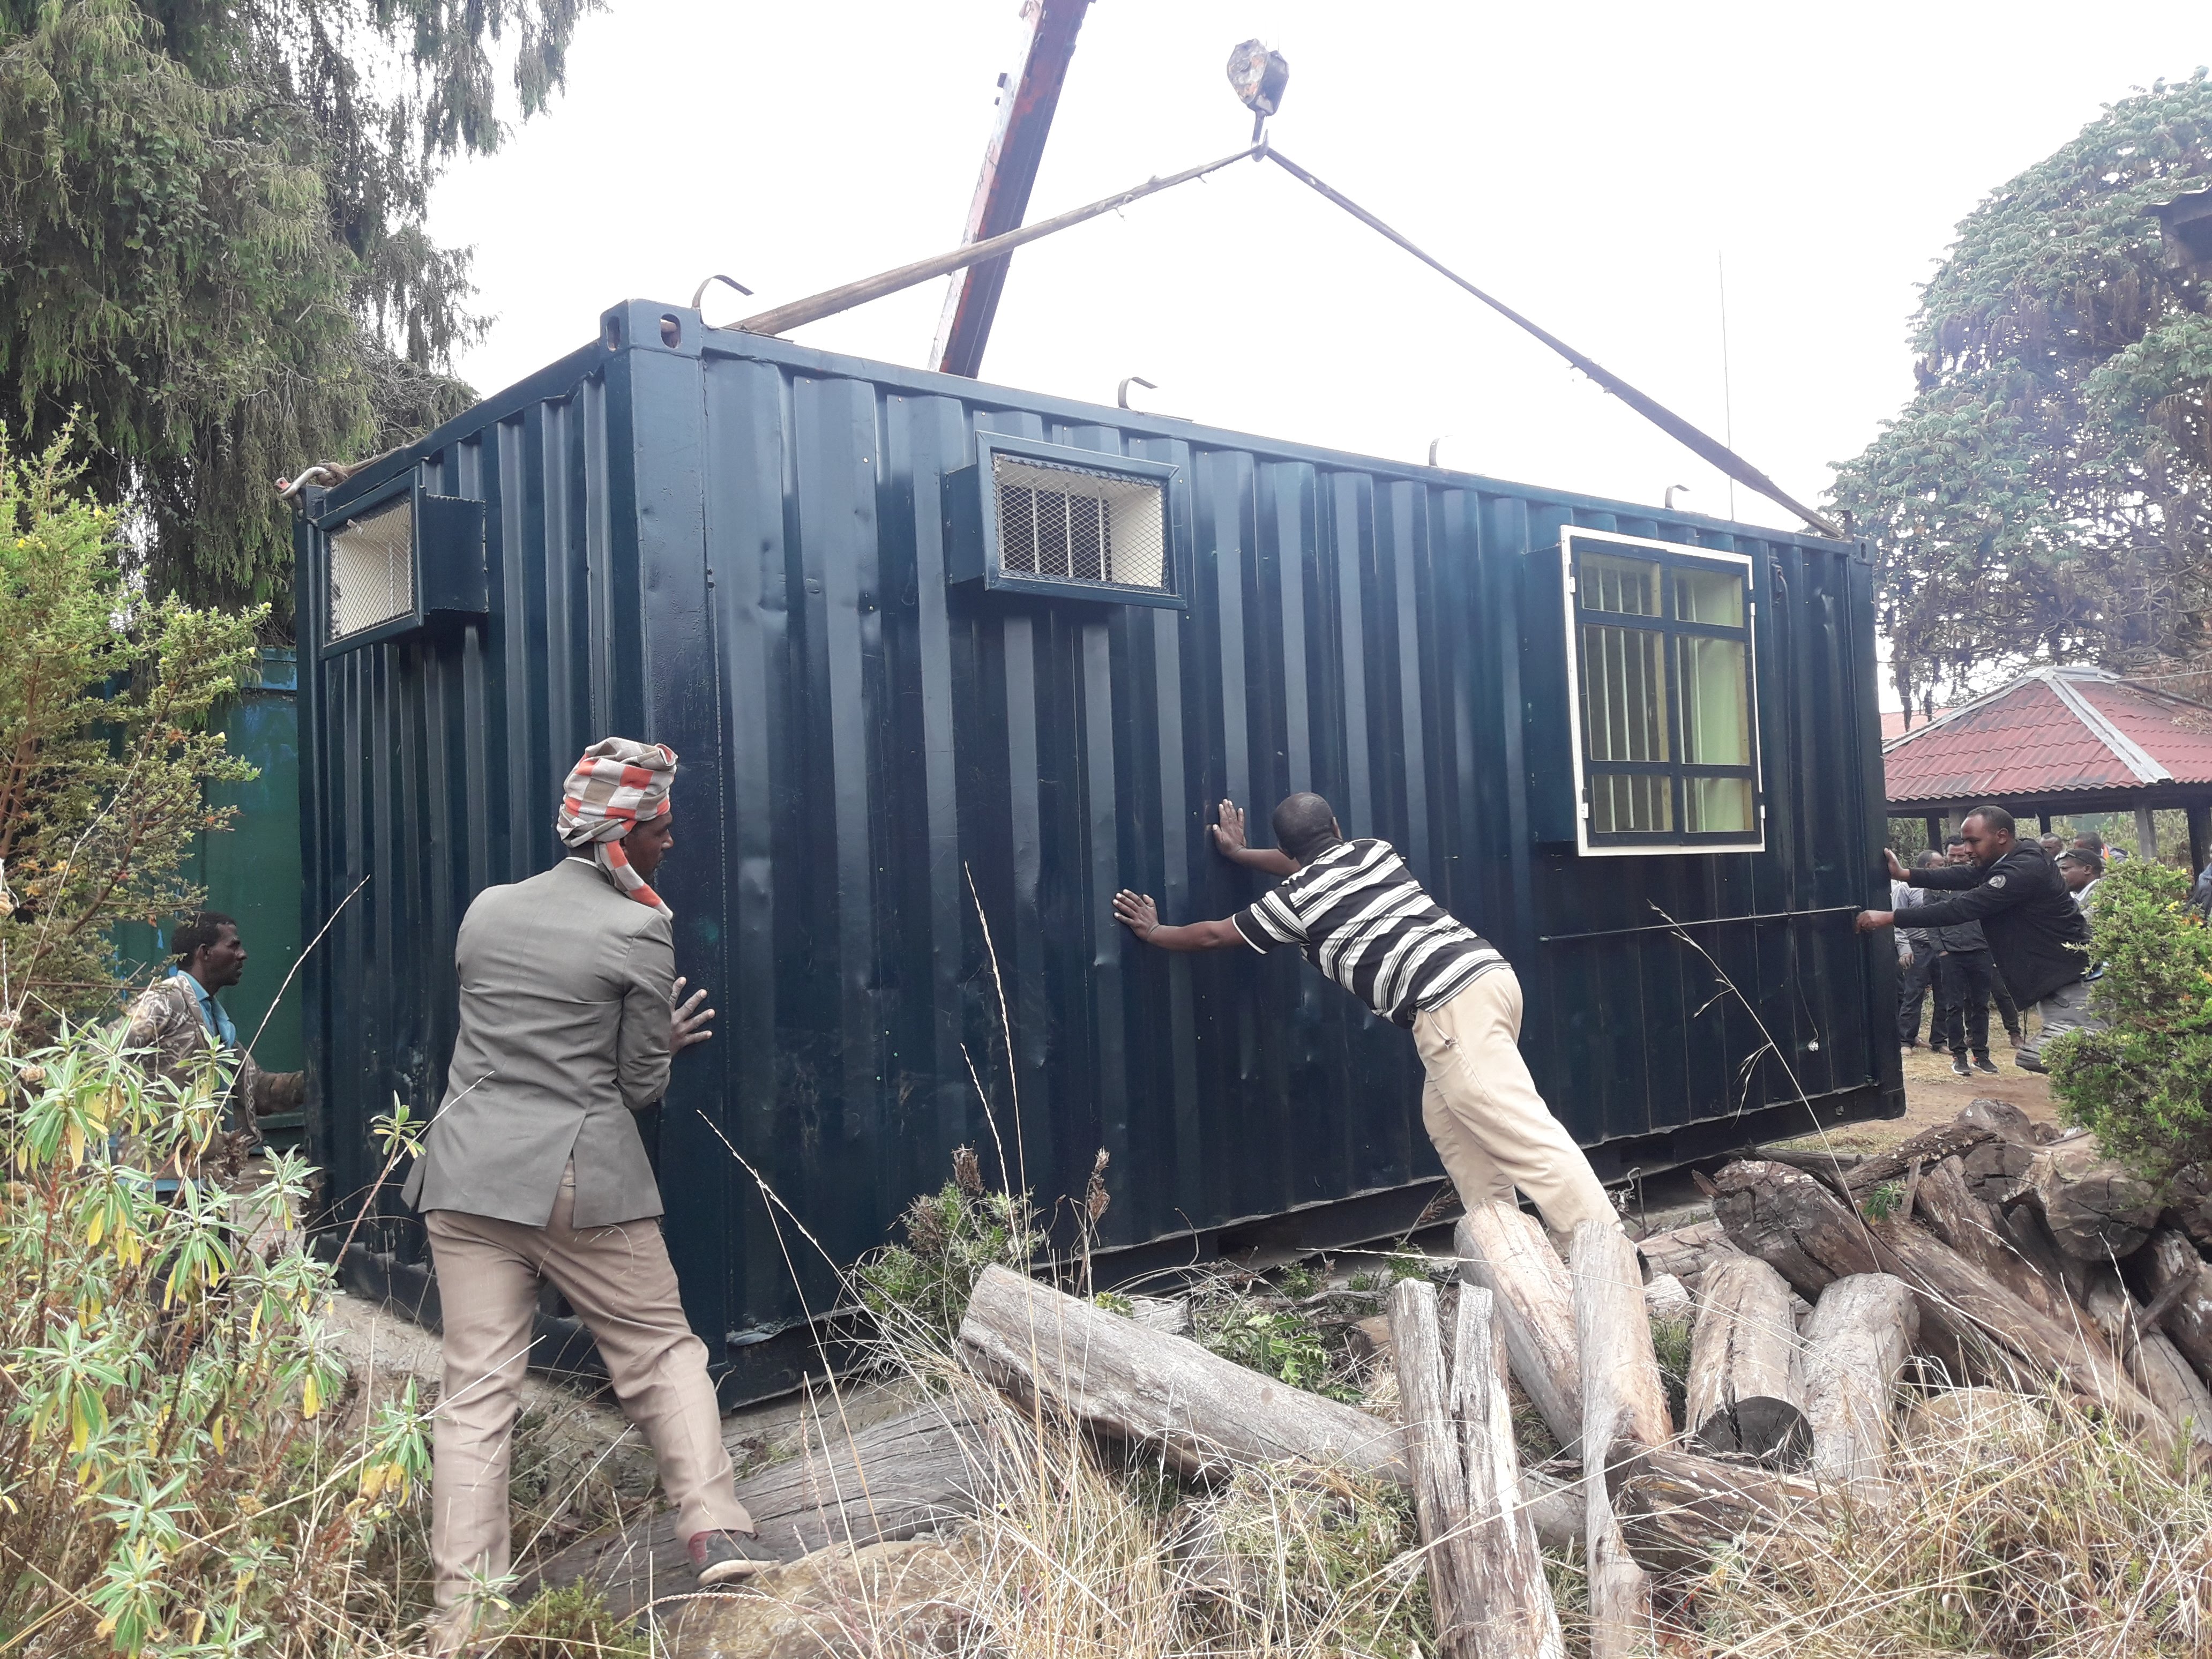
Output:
top-left (121, 910), bottom-right (304, 1183)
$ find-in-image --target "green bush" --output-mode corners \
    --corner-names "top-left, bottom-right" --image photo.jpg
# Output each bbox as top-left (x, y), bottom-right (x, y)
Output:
top-left (0, 1023), bottom-right (430, 1654)
top-left (855, 1147), bottom-right (1037, 1349)
top-left (2047, 859), bottom-right (2212, 1191)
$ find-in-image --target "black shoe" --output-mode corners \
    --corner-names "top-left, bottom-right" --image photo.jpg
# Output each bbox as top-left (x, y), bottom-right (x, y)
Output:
top-left (1951, 1055), bottom-right (1971, 1077)
top-left (1971, 1053), bottom-right (1999, 1075)
top-left (2016, 1052), bottom-right (2048, 1074)
top-left (690, 1528), bottom-right (773, 1586)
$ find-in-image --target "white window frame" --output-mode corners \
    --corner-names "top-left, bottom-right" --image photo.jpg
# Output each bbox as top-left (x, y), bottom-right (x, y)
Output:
top-left (1560, 526), bottom-right (1766, 857)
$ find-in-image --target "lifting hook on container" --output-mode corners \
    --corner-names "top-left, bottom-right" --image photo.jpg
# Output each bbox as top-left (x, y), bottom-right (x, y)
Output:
top-left (690, 273), bottom-right (755, 312)
top-left (1665, 484), bottom-right (1691, 510)
top-left (1117, 376), bottom-right (1155, 410)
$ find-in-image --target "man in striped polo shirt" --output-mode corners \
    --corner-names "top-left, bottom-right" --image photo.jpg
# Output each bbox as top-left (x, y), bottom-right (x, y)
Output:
top-left (1113, 791), bottom-right (1615, 1238)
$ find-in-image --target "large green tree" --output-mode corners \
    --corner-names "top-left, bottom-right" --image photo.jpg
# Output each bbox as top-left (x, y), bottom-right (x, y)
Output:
top-left (0, 0), bottom-right (596, 626)
top-left (1832, 73), bottom-right (2212, 714)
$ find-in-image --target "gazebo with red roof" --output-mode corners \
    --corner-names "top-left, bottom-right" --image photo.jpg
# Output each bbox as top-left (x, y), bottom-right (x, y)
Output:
top-left (1884, 666), bottom-right (2212, 869)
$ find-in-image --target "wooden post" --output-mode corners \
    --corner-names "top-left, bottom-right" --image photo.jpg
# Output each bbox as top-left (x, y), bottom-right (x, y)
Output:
top-left (1799, 1273), bottom-right (1917, 1499)
top-left (1450, 1285), bottom-right (1567, 1659)
top-left (1388, 1279), bottom-right (1485, 1659)
top-left (2137, 803), bottom-right (2159, 862)
top-left (2187, 799), bottom-right (2208, 877)
top-left (1685, 1254), bottom-right (1810, 1466)
top-left (1456, 1202), bottom-right (1582, 1455)
top-left (1573, 1220), bottom-right (1667, 1659)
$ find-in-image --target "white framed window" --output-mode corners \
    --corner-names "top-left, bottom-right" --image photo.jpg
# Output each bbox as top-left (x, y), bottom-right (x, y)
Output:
top-left (1561, 527), bottom-right (1763, 855)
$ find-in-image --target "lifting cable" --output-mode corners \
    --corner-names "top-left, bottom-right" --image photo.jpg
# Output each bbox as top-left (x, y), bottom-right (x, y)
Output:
top-left (735, 140), bottom-right (1841, 540)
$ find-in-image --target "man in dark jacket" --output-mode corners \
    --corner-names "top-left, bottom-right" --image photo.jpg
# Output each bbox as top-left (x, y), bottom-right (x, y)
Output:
top-left (1856, 803), bottom-right (2098, 1073)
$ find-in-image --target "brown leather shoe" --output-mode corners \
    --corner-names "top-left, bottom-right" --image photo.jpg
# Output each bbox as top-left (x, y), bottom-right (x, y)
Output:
top-left (690, 1528), bottom-right (773, 1586)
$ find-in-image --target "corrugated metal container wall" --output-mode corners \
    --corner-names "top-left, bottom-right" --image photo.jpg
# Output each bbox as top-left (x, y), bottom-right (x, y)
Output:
top-left (298, 301), bottom-right (1900, 1396)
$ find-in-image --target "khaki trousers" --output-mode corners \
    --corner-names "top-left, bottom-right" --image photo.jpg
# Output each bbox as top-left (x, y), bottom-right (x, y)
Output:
top-left (1411, 968), bottom-right (1615, 1236)
top-left (424, 1165), bottom-right (751, 1612)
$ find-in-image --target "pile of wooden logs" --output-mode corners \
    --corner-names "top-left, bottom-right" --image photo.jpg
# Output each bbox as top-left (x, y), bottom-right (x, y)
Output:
top-left (1698, 1103), bottom-right (2212, 1451)
top-left (545, 1099), bottom-right (2212, 1647)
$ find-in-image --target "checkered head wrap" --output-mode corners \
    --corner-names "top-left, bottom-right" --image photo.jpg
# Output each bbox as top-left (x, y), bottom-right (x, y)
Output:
top-left (557, 738), bottom-right (679, 912)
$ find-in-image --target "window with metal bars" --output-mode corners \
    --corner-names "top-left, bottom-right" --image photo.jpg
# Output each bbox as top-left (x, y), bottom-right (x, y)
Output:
top-left (1564, 528), bottom-right (1762, 854)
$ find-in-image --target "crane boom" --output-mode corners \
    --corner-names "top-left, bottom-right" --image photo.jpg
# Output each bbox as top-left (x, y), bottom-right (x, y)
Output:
top-left (928, 0), bottom-right (1093, 378)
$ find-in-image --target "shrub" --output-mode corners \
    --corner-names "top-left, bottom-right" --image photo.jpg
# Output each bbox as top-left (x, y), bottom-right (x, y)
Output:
top-left (0, 1021), bottom-right (429, 1655)
top-left (855, 1146), bottom-right (1038, 1349)
top-left (2046, 859), bottom-right (2212, 1191)
top-left (0, 425), bottom-right (260, 1031)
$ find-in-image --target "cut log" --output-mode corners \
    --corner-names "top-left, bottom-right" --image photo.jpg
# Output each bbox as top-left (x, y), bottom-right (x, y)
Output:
top-left (1712, 1160), bottom-right (1882, 1301)
top-left (1456, 1204), bottom-right (1582, 1456)
top-left (2166, 1164), bottom-right (2212, 1254)
top-left (1869, 1217), bottom-right (2168, 1434)
top-left (1754, 1146), bottom-right (1863, 1181)
top-left (1911, 1156), bottom-right (2080, 1331)
top-left (1686, 1254), bottom-right (1809, 1467)
top-left (529, 1400), bottom-right (983, 1620)
top-left (2080, 1272), bottom-right (2212, 1450)
top-left (1605, 1443), bottom-right (1825, 1575)
top-left (1846, 1120), bottom-right (1999, 1192)
top-left (1389, 1280), bottom-right (1489, 1659)
top-left (1572, 1220), bottom-right (1667, 1659)
top-left (1634, 1217), bottom-right (1739, 1289)
top-left (2026, 1136), bottom-right (2161, 1261)
top-left (1447, 1284), bottom-right (1567, 1659)
top-left (1799, 1273), bottom-right (1917, 1499)
top-left (2131, 1228), bottom-right (2212, 1389)
top-left (1957, 1098), bottom-right (2037, 1139)
top-left (958, 1265), bottom-right (1402, 1482)
top-left (1643, 1272), bottom-right (1693, 1324)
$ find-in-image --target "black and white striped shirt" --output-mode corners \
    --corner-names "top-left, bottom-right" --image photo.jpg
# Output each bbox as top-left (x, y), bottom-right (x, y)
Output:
top-left (1230, 839), bottom-right (1504, 1027)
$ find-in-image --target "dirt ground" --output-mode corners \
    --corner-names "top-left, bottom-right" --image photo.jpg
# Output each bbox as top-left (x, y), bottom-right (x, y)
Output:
top-left (1790, 1008), bottom-right (2064, 1156)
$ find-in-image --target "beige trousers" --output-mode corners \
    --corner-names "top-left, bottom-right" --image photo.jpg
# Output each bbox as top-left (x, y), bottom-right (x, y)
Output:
top-left (424, 1164), bottom-right (751, 1612)
top-left (1411, 968), bottom-right (1616, 1236)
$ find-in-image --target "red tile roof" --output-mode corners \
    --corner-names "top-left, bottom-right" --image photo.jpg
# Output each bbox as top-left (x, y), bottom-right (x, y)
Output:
top-left (1884, 668), bottom-right (2212, 805)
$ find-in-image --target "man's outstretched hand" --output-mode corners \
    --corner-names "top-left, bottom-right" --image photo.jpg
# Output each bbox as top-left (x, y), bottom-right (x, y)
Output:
top-left (1210, 798), bottom-right (1298, 876)
top-left (1854, 910), bottom-right (1895, 935)
top-left (1113, 890), bottom-right (1160, 938)
top-left (671, 975), bottom-right (716, 1051)
top-left (1884, 846), bottom-right (1908, 883)
top-left (1210, 799), bottom-right (1249, 857)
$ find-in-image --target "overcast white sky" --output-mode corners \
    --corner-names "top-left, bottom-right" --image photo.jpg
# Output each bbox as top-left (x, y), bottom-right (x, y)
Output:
top-left (427, 1), bottom-right (2211, 703)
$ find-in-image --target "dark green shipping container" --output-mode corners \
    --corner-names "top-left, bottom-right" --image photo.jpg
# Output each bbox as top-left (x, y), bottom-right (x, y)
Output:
top-left (294, 300), bottom-right (1902, 1400)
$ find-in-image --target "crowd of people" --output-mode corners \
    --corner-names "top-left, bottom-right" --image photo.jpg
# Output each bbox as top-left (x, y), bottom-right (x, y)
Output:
top-left (1862, 809), bottom-right (2212, 1074)
top-left (1856, 805), bottom-right (2113, 1074)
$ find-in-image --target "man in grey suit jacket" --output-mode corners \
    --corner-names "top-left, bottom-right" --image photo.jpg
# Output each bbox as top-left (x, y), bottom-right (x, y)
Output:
top-left (408, 738), bottom-right (764, 1652)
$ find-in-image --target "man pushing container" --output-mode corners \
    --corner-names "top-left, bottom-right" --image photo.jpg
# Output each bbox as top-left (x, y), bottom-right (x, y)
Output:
top-left (405, 738), bottom-right (767, 1654)
top-left (1113, 793), bottom-right (1617, 1239)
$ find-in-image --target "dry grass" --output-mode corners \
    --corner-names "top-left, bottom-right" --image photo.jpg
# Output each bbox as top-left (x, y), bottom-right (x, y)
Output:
top-left (1670, 1384), bottom-right (2212, 1658)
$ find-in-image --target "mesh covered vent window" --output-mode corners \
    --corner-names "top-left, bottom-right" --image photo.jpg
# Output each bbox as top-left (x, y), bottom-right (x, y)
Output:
top-left (327, 497), bottom-right (415, 644)
top-left (991, 454), bottom-right (1169, 593)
